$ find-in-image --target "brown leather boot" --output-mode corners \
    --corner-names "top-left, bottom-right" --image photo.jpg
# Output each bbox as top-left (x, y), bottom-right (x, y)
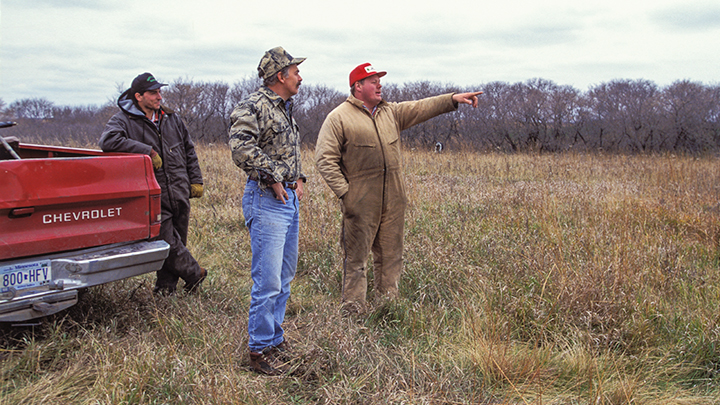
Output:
top-left (249, 349), bottom-right (288, 376)
top-left (184, 267), bottom-right (207, 293)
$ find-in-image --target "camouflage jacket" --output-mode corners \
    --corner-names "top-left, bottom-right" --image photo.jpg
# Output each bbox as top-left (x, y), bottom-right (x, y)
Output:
top-left (228, 86), bottom-right (305, 187)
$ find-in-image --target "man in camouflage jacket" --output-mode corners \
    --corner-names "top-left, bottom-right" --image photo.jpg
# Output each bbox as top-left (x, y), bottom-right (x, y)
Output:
top-left (228, 47), bottom-right (306, 375)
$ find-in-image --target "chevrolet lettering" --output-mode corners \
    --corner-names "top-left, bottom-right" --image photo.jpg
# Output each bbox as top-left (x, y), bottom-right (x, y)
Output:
top-left (43, 207), bottom-right (123, 224)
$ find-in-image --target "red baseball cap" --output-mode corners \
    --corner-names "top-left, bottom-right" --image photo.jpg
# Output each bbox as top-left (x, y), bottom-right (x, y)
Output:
top-left (349, 63), bottom-right (387, 87)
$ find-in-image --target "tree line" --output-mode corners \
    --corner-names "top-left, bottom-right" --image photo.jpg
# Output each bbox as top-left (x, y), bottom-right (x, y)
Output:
top-left (2, 77), bottom-right (719, 154)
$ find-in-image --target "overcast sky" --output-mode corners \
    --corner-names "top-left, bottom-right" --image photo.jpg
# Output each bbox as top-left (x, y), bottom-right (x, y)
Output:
top-left (1, 0), bottom-right (719, 107)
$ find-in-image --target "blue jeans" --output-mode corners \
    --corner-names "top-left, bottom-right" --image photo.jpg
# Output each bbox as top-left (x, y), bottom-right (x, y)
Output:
top-left (242, 180), bottom-right (299, 352)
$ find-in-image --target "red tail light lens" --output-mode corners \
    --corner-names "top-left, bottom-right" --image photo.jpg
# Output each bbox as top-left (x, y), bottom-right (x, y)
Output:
top-left (149, 193), bottom-right (162, 237)
top-left (150, 194), bottom-right (161, 225)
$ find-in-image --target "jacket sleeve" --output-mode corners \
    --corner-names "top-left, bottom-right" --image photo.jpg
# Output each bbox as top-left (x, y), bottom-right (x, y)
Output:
top-left (393, 93), bottom-right (457, 132)
top-left (99, 113), bottom-right (153, 155)
top-left (228, 103), bottom-right (280, 185)
top-left (315, 112), bottom-right (348, 199)
top-left (179, 118), bottom-right (203, 185)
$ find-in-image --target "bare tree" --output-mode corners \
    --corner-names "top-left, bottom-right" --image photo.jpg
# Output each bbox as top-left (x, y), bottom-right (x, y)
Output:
top-left (2, 102), bottom-right (113, 146)
top-left (583, 79), bottom-right (661, 152)
top-left (547, 82), bottom-right (581, 151)
top-left (660, 80), bottom-right (716, 153)
top-left (471, 81), bottom-right (522, 151)
top-left (8, 98), bottom-right (55, 120)
top-left (708, 84), bottom-right (720, 150)
top-left (0, 98), bottom-right (7, 120)
top-left (293, 84), bottom-right (345, 145)
top-left (163, 78), bottom-right (231, 143)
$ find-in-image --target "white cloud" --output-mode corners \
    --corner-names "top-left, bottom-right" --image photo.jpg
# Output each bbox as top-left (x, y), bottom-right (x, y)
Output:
top-left (1, 0), bottom-right (718, 106)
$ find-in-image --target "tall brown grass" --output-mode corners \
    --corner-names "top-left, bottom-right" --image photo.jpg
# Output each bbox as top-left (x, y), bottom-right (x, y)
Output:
top-left (1, 145), bottom-right (719, 404)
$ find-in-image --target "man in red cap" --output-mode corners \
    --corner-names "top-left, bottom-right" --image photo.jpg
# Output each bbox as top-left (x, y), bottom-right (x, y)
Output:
top-left (315, 63), bottom-right (482, 314)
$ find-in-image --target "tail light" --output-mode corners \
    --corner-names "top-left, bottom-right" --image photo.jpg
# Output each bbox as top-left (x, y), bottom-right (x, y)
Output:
top-left (149, 193), bottom-right (162, 237)
top-left (144, 154), bottom-right (163, 238)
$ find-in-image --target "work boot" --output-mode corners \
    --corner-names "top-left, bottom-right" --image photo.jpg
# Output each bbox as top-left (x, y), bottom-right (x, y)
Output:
top-left (341, 300), bottom-right (367, 317)
top-left (249, 348), bottom-right (288, 376)
top-left (184, 267), bottom-right (207, 293)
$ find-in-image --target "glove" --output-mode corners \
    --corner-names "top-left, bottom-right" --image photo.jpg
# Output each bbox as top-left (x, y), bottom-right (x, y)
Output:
top-left (190, 183), bottom-right (204, 198)
top-left (149, 149), bottom-right (162, 170)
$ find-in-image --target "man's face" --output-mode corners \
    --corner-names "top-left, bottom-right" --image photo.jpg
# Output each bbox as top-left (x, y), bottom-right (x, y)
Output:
top-left (136, 89), bottom-right (163, 112)
top-left (356, 75), bottom-right (382, 108)
top-left (281, 64), bottom-right (302, 97)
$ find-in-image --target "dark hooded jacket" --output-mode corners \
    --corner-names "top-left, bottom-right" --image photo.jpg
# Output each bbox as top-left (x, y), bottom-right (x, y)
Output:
top-left (99, 89), bottom-right (203, 220)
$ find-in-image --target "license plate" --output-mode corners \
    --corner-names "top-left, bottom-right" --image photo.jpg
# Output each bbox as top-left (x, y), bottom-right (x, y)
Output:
top-left (1, 260), bottom-right (52, 293)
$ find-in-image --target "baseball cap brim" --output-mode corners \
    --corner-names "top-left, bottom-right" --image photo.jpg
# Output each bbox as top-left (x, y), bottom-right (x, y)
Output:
top-left (146, 82), bottom-right (167, 91)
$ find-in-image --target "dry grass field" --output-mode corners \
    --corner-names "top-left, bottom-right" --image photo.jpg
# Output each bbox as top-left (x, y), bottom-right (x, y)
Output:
top-left (2, 144), bottom-right (719, 404)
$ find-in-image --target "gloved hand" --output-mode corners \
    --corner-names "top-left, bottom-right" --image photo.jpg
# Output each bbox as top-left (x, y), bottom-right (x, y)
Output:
top-left (149, 149), bottom-right (162, 170)
top-left (190, 183), bottom-right (204, 198)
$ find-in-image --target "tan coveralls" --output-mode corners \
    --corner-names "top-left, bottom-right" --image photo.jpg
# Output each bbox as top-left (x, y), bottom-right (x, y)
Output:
top-left (315, 93), bottom-right (457, 309)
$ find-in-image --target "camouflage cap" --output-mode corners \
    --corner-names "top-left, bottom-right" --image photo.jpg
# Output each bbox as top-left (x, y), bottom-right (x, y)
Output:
top-left (257, 46), bottom-right (306, 80)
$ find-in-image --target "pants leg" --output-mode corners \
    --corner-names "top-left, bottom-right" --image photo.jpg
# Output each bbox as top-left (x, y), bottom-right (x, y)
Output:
top-left (371, 203), bottom-right (406, 299)
top-left (155, 199), bottom-right (203, 292)
top-left (276, 199), bottom-right (299, 340)
top-left (340, 203), bottom-right (382, 309)
top-left (243, 180), bottom-right (299, 352)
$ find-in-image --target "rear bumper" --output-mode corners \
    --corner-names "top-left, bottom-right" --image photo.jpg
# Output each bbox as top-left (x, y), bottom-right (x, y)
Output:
top-left (0, 240), bottom-right (169, 322)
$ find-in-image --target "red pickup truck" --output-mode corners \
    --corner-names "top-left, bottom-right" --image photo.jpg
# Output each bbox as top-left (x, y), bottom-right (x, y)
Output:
top-left (0, 123), bottom-right (169, 322)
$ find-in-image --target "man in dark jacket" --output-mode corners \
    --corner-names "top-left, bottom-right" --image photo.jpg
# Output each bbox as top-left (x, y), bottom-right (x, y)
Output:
top-left (100, 72), bottom-right (206, 295)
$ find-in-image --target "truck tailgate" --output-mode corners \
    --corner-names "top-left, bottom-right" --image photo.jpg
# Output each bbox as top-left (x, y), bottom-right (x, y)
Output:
top-left (0, 154), bottom-right (161, 260)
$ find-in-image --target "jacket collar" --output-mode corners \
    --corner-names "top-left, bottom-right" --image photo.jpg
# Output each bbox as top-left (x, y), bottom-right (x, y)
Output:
top-left (347, 94), bottom-right (386, 114)
top-left (259, 86), bottom-right (289, 107)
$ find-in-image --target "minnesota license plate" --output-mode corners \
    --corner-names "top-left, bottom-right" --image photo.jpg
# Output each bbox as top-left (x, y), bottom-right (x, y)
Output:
top-left (1, 260), bottom-right (52, 293)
